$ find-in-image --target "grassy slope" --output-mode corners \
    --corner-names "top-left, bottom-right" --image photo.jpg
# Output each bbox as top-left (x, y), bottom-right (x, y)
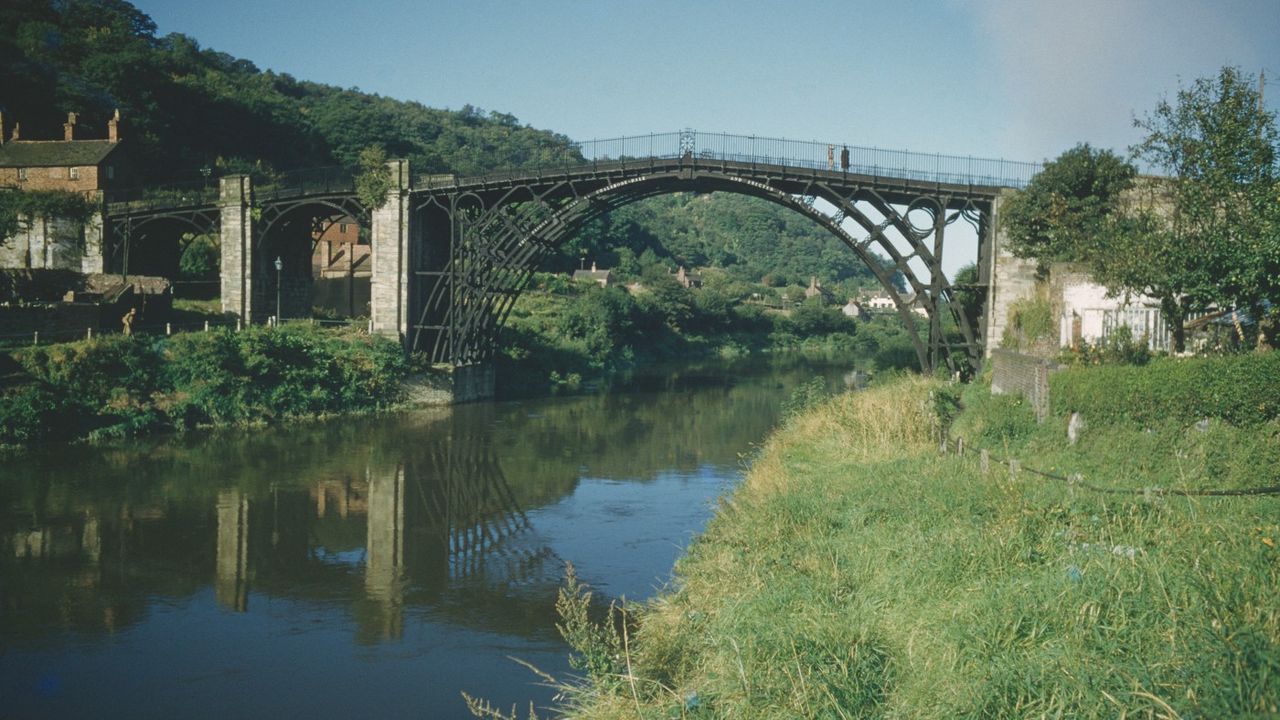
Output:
top-left (565, 374), bottom-right (1279, 718)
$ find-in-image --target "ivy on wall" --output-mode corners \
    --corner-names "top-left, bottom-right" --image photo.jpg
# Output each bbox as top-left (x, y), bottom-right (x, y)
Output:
top-left (0, 190), bottom-right (99, 242)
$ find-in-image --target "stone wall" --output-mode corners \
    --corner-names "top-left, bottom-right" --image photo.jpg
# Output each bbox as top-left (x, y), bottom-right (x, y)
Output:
top-left (401, 363), bottom-right (495, 406)
top-left (0, 302), bottom-right (100, 341)
top-left (990, 349), bottom-right (1062, 422)
top-left (0, 212), bottom-right (104, 273)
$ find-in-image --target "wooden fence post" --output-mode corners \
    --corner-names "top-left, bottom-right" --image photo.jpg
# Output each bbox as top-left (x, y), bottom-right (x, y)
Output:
top-left (1009, 459), bottom-right (1020, 481)
top-left (980, 449), bottom-right (989, 475)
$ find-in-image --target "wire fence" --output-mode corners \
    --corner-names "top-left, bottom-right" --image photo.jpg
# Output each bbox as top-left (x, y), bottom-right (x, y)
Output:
top-left (0, 315), bottom-right (371, 351)
top-left (937, 433), bottom-right (1280, 498)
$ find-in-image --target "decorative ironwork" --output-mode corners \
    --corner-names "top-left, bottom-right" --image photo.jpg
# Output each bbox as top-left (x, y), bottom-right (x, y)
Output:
top-left (408, 154), bottom-right (1006, 374)
top-left (99, 130), bottom-right (1035, 375)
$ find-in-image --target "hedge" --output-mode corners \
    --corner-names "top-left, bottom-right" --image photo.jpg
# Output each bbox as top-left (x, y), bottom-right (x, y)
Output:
top-left (1050, 352), bottom-right (1280, 427)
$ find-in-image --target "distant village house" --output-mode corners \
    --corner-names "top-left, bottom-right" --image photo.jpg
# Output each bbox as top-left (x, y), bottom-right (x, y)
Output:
top-left (674, 266), bottom-right (702, 289)
top-left (573, 262), bottom-right (613, 287)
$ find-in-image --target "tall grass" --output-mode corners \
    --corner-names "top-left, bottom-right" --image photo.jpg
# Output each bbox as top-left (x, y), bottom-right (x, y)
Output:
top-left (553, 373), bottom-right (1279, 718)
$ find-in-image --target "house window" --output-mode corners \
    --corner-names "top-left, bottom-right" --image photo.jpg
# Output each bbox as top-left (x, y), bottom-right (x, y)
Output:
top-left (17, 168), bottom-right (27, 181)
top-left (106, 165), bottom-right (115, 180)
top-left (69, 166), bottom-right (80, 180)
top-left (339, 223), bottom-right (349, 233)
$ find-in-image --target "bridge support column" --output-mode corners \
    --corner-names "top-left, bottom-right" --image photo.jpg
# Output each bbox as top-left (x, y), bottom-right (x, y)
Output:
top-left (219, 175), bottom-right (255, 321)
top-left (983, 190), bottom-right (1039, 357)
top-left (370, 159), bottom-right (412, 343)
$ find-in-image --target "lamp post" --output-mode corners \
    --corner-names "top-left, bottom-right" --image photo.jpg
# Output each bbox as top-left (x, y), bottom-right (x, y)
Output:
top-left (274, 256), bottom-right (283, 326)
top-left (200, 165), bottom-right (212, 191)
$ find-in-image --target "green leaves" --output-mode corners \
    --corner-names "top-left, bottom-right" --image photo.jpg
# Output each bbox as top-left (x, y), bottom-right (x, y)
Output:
top-left (999, 143), bottom-right (1136, 264)
top-left (353, 144), bottom-right (392, 210)
top-left (1127, 66), bottom-right (1279, 349)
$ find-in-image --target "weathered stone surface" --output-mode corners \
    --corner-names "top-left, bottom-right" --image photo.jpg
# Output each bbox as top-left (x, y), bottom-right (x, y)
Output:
top-left (219, 175), bottom-right (253, 319)
top-left (370, 159), bottom-right (411, 342)
top-left (983, 191), bottom-right (1040, 356)
top-left (0, 213), bottom-right (101, 271)
top-left (991, 348), bottom-right (1062, 422)
top-left (401, 363), bottom-right (495, 406)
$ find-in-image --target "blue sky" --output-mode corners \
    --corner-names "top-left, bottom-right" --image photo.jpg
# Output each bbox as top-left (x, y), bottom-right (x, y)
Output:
top-left (132, 0), bottom-right (1280, 162)
top-left (128, 0), bottom-right (1279, 278)
top-left (133, 0), bottom-right (1279, 164)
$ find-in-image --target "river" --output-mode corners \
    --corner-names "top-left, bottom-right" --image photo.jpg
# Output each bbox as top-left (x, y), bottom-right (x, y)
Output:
top-left (0, 357), bottom-right (859, 719)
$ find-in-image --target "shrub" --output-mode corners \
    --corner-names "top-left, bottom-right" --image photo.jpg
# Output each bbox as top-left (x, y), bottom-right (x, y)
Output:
top-left (1051, 352), bottom-right (1280, 427)
top-left (0, 325), bottom-right (411, 444)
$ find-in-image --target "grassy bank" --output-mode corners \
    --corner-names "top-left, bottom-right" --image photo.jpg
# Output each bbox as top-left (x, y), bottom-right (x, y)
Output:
top-left (550, 361), bottom-right (1279, 718)
top-left (0, 323), bottom-right (411, 445)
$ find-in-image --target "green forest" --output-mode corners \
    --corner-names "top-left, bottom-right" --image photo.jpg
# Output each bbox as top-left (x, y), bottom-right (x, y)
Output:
top-left (0, 0), bottom-right (889, 290)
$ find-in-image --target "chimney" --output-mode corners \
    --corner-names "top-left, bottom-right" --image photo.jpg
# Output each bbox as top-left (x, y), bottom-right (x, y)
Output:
top-left (10, 121), bottom-right (19, 142)
top-left (64, 112), bottom-right (78, 141)
top-left (107, 108), bottom-right (121, 142)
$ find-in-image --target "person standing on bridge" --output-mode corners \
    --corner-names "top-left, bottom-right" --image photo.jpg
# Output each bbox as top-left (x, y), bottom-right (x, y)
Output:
top-left (840, 145), bottom-right (850, 171)
top-left (827, 145), bottom-right (835, 170)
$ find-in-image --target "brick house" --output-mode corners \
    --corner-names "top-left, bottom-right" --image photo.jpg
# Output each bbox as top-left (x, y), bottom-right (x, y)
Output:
top-left (311, 215), bottom-right (371, 317)
top-left (0, 110), bottom-right (128, 193)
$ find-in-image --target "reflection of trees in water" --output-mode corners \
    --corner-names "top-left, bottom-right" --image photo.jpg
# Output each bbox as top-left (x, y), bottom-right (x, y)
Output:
top-left (486, 358), bottom-right (837, 483)
top-left (0, 358), bottom-right (853, 647)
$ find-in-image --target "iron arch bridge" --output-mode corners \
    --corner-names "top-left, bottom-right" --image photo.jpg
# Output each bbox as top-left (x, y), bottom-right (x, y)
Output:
top-left (103, 131), bottom-right (1038, 373)
top-left (406, 131), bottom-right (1034, 373)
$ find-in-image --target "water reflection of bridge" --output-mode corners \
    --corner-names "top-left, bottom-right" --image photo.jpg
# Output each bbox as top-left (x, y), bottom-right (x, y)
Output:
top-left (3, 422), bottom-right (565, 646)
top-left (212, 431), bottom-right (551, 639)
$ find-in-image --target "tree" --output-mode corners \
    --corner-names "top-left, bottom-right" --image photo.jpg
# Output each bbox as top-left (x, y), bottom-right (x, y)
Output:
top-left (354, 144), bottom-right (392, 210)
top-left (950, 262), bottom-right (985, 329)
top-left (1130, 66), bottom-right (1280, 349)
top-left (999, 143), bottom-right (1136, 265)
top-left (1087, 195), bottom-right (1211, 353)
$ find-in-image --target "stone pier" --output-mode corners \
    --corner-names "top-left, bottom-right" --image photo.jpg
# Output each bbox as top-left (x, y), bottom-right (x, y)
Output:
top-left (370, 159), bottom-right (413, 342)
top-left (219, 175), bottom-right (255, 320)
top-left (983, 190), bottom-right (1039, 357)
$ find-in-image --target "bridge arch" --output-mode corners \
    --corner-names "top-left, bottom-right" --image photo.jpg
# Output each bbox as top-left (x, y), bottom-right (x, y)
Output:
top-left (409, 166), bottom-right (987, 373)
top-left (107, 208), bottom-right (220, 278)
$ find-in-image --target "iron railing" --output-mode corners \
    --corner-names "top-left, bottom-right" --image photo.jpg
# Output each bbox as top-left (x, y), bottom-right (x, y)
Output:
top-left (104, 166), bottom-right (355, 213)
top-left (104, 131), bottom-right (1042, 207)
top-left (104, 178), bottom-right (219, 211)
top-left (415, 130), bottom-right (1043, 190)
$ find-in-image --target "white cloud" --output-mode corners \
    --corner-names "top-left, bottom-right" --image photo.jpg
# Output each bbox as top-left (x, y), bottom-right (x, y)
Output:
top-left (971, 0), bottom-right (1271, 161)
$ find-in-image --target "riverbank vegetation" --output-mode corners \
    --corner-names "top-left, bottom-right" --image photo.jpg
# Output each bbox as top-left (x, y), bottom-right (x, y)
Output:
top-left (494, 272), bottom-right (918, 396)
top-left (0, 323), bottom-right (410, 445)
top-left (541, 357), bottom-right (1279, 718)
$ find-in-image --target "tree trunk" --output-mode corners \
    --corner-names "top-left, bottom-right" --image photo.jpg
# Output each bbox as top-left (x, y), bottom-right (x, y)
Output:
top-left (1162, 296), bottom-right (1186, 354)
top-left (1256, 303), bottom-right (1278, 352)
